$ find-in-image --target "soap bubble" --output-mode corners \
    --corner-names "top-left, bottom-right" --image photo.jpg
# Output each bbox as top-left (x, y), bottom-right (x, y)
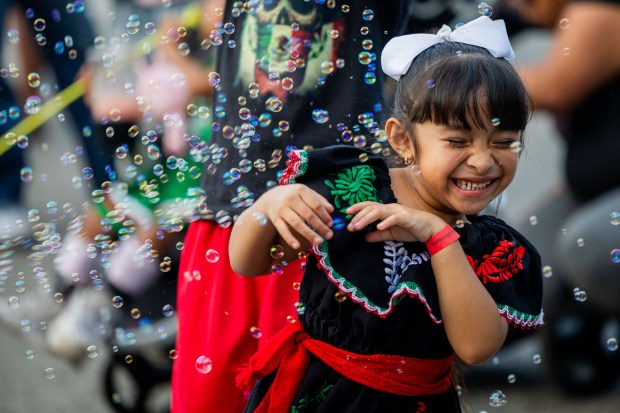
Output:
top-left (488, 390), bottom-right (506, 407)
top-left (195, 356), bottom-right (213, 374)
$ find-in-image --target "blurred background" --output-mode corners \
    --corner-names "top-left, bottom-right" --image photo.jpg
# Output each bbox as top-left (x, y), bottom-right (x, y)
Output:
top-left (0, 1), bottom-right (619, 412)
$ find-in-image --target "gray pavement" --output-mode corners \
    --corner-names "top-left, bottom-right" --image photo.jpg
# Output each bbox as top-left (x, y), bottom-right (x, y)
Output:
top-left (0, 121), bottom-right (116, 412)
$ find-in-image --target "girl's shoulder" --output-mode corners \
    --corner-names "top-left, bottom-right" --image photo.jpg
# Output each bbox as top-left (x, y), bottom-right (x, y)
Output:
top-left (459, 215), bottom-right (545, 329)
top-left (457, 214), bottom-right (541, 268)
top-left (280, 145), bottom-right (397, 205)
top-left (459, 215), bottom-right (537, 251)
top-left (280, 145), bottom-right (390, 185)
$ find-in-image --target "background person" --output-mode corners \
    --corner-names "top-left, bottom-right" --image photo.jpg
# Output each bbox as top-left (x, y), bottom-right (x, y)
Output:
top-left (509, 0), bottom-right (620, 394)
top-left (172, 1), bottom-right (408, 412)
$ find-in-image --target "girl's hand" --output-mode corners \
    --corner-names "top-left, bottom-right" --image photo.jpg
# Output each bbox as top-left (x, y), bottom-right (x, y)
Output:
top-left (261, 184), bottom-right (334, 249)
top-left (346, 202), bottom-right (445, 243)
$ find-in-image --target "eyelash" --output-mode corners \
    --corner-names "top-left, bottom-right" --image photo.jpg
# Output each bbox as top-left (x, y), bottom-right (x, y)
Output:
top-left (448, 140), bottom-right (467, 148)
top-left (448, 140), bottom-right (518, 148)
top-left (495, 140), bottom-right (517, 147)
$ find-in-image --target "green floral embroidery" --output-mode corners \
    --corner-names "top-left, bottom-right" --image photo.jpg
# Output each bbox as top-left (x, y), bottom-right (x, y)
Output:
top-left (324, 165), bottom-right (381, 219)
top-left (290, 382), bottom-right (334, 413)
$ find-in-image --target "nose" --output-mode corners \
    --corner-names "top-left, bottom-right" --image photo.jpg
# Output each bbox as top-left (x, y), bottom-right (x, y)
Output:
top-left (466, 147), bottom-right (497, 174)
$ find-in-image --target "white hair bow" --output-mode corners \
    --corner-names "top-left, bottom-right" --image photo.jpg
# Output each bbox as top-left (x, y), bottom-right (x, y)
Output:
top-left (381, 16), bottom-right (515, 81)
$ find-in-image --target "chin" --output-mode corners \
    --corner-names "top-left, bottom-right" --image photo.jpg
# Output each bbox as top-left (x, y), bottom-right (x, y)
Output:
top-left (456, 204), bottom-right (487, 217)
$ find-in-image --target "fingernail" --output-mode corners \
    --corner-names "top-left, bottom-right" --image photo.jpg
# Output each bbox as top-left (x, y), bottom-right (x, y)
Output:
top-left (326, 231), bottom-right (333, 239)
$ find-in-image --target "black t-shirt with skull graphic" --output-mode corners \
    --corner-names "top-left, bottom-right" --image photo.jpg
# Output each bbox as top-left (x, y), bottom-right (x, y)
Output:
top-left (198, 0), bottom-right (406, 224)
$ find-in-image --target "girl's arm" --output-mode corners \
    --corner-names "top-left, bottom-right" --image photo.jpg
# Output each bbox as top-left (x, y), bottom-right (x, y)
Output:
top-left (347, 202), bottom-right (508, 365)
top-left (229, 184), bottom-right (334, 276)
top-left (428, 240), bottom-right (508, 365)
top-left (518, 2), bottom-right (620, 112)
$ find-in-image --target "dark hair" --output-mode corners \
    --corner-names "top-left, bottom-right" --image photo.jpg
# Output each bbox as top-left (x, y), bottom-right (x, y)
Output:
top-left (391, 42), bottom-right (532, 149)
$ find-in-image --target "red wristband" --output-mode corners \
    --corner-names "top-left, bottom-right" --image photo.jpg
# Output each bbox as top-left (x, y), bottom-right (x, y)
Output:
top-left (425, 225), bottom-right (460, 256)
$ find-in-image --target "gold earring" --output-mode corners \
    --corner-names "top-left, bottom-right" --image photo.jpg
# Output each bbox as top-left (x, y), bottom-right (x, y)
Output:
top-left (403, 156), bottom-right (412, 166)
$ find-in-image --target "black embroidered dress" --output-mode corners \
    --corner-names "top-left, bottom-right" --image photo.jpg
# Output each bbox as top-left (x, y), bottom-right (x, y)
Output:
top-left (244, 146), bottom-right (544, 413)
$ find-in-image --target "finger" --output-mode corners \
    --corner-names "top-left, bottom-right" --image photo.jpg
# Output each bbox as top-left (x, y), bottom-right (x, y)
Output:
top-left (300, 191), bottom-right (334, 227)
top-left (346, 201), bottom-right (377, 215)
top-left (293, 203), bottom-right (333, 240)
top-left (375, 215), bottom-right (402, 231)
top-left (281, 209), bottom-right (325, 245)
top-left (348, 206), bottom-right (385, 231)
top-left (319, 195), bottom-right (335, 214)
top-left (271, 217), bottom-right (302, 250)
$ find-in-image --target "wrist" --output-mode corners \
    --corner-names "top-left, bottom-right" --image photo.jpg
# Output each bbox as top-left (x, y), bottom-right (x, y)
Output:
top-left (425, 224), bottom-right (460, 256)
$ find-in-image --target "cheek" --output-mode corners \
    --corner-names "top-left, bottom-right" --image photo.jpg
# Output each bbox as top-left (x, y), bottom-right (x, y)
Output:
top-left (420, 151), bottom-right (461, 168)
top-left (500, 155), bottom-right (519, 181)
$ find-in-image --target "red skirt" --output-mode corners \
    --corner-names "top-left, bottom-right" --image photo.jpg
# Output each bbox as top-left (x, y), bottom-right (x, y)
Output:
top-left (171, 220), bottom-right (304, 413)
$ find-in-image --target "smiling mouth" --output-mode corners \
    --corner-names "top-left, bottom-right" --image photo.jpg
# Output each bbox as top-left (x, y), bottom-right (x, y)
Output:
top-left (453, 179), bottom-right (494, 191)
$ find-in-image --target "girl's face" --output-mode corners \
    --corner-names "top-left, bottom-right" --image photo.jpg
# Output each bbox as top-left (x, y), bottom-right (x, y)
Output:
top-left (406, 119), bottom-right (521, 223)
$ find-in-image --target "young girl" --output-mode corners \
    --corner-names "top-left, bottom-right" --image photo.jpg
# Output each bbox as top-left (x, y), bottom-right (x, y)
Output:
top-left (229, 16), bottom-right (544, 412)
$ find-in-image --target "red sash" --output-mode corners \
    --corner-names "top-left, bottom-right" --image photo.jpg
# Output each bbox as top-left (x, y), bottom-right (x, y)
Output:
top-left (237, 321), bottom-right (454, 413)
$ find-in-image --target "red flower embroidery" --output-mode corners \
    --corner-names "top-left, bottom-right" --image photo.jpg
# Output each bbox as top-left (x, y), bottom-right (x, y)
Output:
top-left (467, 240), bottom-right (525, 284)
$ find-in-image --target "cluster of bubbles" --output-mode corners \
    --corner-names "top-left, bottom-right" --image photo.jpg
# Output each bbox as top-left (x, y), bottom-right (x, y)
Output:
top-left (357, 8), bottom-right (378, 86)
top-left (23, 6), bottom-right (83, 61)
top-left (9, 4), bottom-right (601, 407)
top-left (181, 4), bottom-right (392, 227)
top-left (4, 2), bottom-right (223, 367)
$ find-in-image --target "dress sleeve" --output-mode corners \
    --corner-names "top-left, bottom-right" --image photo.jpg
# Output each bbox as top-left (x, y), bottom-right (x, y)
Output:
top-left (459, 216), bottom-right (544, 330)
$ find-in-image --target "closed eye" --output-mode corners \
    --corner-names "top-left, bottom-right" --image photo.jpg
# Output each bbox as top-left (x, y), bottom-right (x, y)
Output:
top-left (448, 140), bottom-right (468, 148)
top-left (494, 140), bottom-right (518, 148)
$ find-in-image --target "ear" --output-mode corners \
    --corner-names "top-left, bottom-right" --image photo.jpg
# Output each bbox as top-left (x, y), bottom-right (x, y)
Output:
top-left (385, 117), bottom-right (415, 160)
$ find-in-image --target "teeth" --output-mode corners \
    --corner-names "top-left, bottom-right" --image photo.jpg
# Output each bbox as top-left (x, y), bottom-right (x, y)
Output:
top-left (455, 179), bottom-right (492, 191)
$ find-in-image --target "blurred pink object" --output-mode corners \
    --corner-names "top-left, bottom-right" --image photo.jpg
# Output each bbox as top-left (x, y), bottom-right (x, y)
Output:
top-left (107, 237), bottom-right (159, 296)
top-left (136, 57), bottom-right (190, 156)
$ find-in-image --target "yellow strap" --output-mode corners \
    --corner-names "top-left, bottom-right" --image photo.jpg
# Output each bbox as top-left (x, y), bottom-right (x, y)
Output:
top-left (0, 77), bottom-right (87, 155)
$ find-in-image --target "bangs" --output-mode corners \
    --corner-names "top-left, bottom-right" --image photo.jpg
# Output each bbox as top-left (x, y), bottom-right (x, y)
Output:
top-left (393, 44), bottom-right (532, 133)
top-left (413, 55), bottom-right (530, 130)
